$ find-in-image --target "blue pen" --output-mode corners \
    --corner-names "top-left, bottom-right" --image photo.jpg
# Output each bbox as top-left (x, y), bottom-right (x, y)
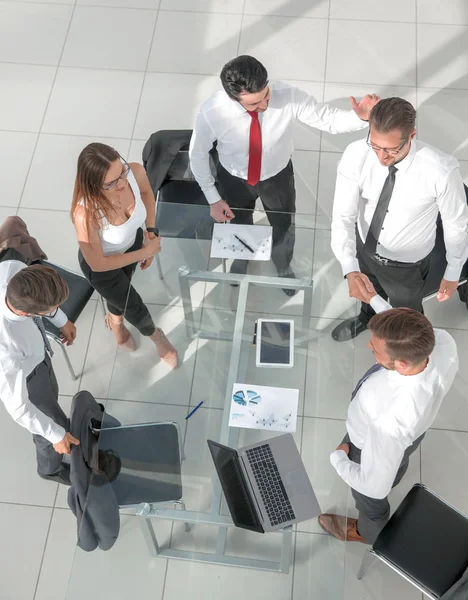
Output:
top-left (186, 400), bottom-right (204, 420)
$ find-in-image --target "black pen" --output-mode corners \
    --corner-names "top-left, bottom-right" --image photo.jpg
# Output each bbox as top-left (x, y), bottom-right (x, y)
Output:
top-left (234, 234), bottom-right (254, 253)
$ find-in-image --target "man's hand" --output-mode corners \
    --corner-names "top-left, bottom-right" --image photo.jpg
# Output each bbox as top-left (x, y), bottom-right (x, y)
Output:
top-left (437, 278), bottom-right (459, 302)
top-left (53, 432), bottom-right (80, 455)
top-left (350, 94), bottom-right (380, 121)
top-left (210, 199), bottom-right (235, 223)
top-left (346, 272), bottom-right (377, 303)
top-left (336, 443), bottom-right (350, 455)
top-left (60, 320), bottom-right (76, 346)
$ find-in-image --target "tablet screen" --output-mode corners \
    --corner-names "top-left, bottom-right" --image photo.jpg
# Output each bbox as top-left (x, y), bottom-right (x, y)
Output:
top-left (259, 321), bottom-right (291, 365)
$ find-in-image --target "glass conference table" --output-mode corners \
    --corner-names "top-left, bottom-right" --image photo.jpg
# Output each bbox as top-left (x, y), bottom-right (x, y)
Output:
top-left (64, 204), bottom-right (365, 600)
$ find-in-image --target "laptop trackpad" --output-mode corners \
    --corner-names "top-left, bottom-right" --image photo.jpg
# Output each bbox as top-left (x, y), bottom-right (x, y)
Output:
top-left (286, 470), bottom-right (309, 496)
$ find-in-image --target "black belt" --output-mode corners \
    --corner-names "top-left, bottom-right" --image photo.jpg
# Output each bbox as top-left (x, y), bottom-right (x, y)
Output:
top-left (371, 253), bottom-right (426, 268)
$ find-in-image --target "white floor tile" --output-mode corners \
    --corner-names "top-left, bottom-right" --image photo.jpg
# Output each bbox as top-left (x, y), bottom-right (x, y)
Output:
top-left (78, 0), bottom-right (159, 8)
top-left (43, 67), bottom-right (144, 138)
top-left (417, 0), bottom-right (468, 26)
top-left (0, 63), bottom-right (55, 132)
top-left (0, 503), bottom-right (52, 600)
top-left (134, 72), bottom-right (220, 139)
top-left (0, 2), bottom-right (72, 66)
top-left (21, 134), bottom-right (130, 210)
top-left (0, 131), bottom-right (37, 208)
top-left (65, 514), bottom-right (170, 600)
top-left (417, 23), bottom-right (468, 89)
top-left (62, 6), bottom-right (156, 71)
top-left (164, 555), bottom-right (293, 600)
top-left (320, 83), bottom-right (417, 154)
top-left (326, 20), bottom-right (416, 86)
top-left (106, 305), bottom-right (199, 403)
top-left (293, 150), bottom-right (319, 216)
top-left (330, 0), bottom-right (415, 22)
top-left (160, 0), bottom-right (244, 12)
top-left (421, 429), bottom-right (468, 515)
top-left (34, 508), bottom-right (77, 600)
top-left (239, 15), bottom-right (328, 81)
top-left (417, 87), bottom-right (468, 160)
top-left (244, 0), bottom-right (329, 18)
top-left (148, 11), bottom-right (242, 75)
top-left (0, 207), bottom-right (18, 222)
top-left (16, 208), bottom-right (81, 272)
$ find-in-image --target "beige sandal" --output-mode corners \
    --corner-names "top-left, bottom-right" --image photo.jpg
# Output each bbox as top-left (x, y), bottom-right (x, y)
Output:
top-left (150, 327), bottom-right (178, 368)
top-left (105, 314), bottom-right (137, 352)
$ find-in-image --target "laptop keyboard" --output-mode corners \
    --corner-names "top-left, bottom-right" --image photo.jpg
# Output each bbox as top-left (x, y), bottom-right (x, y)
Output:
top-left (246, 444), bottom-right (296, 527)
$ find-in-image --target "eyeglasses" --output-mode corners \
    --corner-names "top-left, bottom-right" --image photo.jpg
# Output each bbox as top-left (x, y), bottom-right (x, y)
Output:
top-left (31, 307), bottom-right (59, 318)
top-left (366, 132), bottom-right (409, 156)
top-left (102, 160), bottom-right (130, 191)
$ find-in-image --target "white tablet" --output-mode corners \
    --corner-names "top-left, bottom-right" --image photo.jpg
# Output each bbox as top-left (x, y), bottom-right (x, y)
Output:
top-left (255, 319), bottom-right (294, 368)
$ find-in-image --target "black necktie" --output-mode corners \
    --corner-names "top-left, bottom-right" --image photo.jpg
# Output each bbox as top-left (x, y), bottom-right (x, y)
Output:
top-left (364, 166), bottom-right (398, 256)
top-left (350, 363), bottom-right (383, 401)
top-left (33, 316), bottom-right (54, 357)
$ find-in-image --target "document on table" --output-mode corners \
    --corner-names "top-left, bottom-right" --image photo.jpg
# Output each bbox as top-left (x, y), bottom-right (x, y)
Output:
top-left (229, 383), bottom-right (299, 433)
top-left (210, 224), bottom-right (272, 261)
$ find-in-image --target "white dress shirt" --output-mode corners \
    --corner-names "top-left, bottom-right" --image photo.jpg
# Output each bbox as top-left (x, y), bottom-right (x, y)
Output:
top-left (0, 260), bottom-right (68, 444)
top-left (330, 296), bottom-right (459, 499)
top-left (331, 139), bottom-right (468, 281)
top-left (189, 81), bottom-right (368, 204)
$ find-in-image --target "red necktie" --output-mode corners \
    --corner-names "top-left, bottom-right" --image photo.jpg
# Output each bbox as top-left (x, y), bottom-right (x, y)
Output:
top-left (247, 111), bottom-right (262, 186)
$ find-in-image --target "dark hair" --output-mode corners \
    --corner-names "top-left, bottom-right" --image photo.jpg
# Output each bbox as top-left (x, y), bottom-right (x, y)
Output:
top-left (7, 264), bottom-right (69, 314)
top-left (71, 142), bottom-right (120, 229)
top-left (220, 55), bottom-right (268, 100)
top-left (369, 308), bottom-right (435, 365)
top-left (369, 97), bottom-right (416, 138)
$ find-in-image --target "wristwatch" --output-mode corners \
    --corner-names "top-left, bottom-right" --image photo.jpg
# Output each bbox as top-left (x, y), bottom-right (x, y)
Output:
top-left (146, 227), bottom-right (159, 235)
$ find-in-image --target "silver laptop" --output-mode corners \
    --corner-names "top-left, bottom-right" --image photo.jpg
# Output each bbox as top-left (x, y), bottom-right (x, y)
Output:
top-left (208, 433), bottom-right (321, 533)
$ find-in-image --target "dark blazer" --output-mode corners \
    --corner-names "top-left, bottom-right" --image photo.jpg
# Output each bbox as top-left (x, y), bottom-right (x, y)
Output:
top-left (67, 391), bottom-right (121, 552)
top-left (142, 129), bottom-right (193, 194)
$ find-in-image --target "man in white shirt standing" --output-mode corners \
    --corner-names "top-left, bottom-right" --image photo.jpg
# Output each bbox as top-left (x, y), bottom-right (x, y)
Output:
top-left (189, 55), bottom-right (379, 295)
top-left (319, 285), bottom-right (458, 544)
top-left (331, 97), bottom-right (468, 341)
top-left (0, 258), bottom-right (79, 485)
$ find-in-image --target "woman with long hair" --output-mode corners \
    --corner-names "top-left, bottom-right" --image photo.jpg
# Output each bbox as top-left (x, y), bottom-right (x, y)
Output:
top-left (71, 142), bottom-right (177, 368)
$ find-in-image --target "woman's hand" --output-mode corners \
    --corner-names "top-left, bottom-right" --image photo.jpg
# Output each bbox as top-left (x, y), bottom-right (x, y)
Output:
top-left (142, 230), bottom-right (161, 258)
top-left (140, 256), bottom-right (154, 270)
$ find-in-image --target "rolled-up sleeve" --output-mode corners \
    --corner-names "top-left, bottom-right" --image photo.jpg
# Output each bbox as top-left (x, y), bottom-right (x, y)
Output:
top-left (0, 353), bottom-right (65, 444)
top-left (45, 307), bottom-right (67, 329)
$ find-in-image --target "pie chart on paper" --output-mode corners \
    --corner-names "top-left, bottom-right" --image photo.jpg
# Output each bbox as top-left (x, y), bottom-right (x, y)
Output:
top-left (233, 389), bottom-right (262, 407)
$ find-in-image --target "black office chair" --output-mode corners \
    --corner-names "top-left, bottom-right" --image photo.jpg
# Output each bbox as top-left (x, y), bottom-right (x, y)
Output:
top-left (422, 184), bottom-right (468, 306)
top-left (39, 261), bottom-right (106, 381)
top-left (143, 130), bottom-right (218, 280)
top-left (357, 484), bottom-right (468, 598)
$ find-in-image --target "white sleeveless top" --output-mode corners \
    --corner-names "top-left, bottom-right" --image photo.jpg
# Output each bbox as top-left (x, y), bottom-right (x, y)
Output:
top-left (97, 169), bottom-right (146, 256)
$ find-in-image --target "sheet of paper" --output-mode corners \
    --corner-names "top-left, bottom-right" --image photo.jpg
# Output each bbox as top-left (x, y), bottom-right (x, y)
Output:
top-left (210, 224), bottom-right (272, 261)
top-left (229, 383), bottom-right (299, 433)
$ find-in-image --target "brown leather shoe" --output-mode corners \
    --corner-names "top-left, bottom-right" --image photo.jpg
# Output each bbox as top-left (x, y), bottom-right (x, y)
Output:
top-left (318, 513), bottom-right (367, 543)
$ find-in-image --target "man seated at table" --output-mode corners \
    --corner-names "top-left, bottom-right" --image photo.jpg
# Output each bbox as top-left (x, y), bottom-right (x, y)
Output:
top-left (318, 278), bottom-right (458, 544)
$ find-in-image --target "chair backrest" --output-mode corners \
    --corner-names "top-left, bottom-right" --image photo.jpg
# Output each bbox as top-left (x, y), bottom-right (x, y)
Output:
top-left (373, 484), bottom-right (468, 598)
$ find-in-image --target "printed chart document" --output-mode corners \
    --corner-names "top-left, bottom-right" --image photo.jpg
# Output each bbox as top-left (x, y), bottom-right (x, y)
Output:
top-left (229, 383), bottom-right (299, 433)
top-left (211, 224), bottom-right (272, 261)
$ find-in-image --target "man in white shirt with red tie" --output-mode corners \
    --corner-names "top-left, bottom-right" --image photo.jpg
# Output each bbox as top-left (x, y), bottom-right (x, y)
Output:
top-left (319, 282), bottom-right (459, 545)
top-left (331, 97), bottom-right (468, 341)
top-left (0, 258), bottom-right (79, 485)
top-left (189, 54), bottom-right (379, 295)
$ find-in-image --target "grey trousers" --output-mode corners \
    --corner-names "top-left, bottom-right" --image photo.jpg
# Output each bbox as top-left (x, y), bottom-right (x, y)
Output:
top-left (26, 355), bottom-right (69, 476)
top-left (344, 432), bottom-right (425, 544)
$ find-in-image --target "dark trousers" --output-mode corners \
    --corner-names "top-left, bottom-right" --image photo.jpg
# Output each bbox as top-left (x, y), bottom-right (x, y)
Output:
top-left (27, 354), bottom-right (69, 476)
top-left (79, 228), bottom-right (155, 336)
top-left (357, 234), bottom-right (431, 324)
top-left (216, 161), bottom-right (296, 275)
top-left (344, 432), bottom-right (425, 544)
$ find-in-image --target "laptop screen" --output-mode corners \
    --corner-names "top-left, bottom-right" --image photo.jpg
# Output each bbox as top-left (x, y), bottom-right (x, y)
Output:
top-left (207, 440), bottom-right (264, 533)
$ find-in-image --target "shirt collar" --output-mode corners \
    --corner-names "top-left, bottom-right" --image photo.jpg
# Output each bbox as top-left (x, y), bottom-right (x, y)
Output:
top-left (0, 294), bottom-right (27, 322)
top-left (392, 139), bottom-right (417, 174)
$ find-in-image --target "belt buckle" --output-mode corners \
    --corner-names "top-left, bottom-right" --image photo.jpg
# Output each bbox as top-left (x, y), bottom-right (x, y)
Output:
top-left (375, 254), bottom-right (388, 266)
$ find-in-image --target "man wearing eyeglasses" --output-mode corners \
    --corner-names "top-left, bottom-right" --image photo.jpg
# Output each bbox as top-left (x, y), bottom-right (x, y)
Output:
top-left (330, 97), bottom-right (468, 341)
top-left (0, 258), bottom-right (79, 484)
top-left (189, 55), bottom-right (379, 295)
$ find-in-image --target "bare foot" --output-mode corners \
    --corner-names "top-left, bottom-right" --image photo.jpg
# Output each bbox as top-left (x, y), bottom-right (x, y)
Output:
top-left (150, 328), bottom-right (178, 368)
top-left (105, 314), bottom-right (136, 352)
